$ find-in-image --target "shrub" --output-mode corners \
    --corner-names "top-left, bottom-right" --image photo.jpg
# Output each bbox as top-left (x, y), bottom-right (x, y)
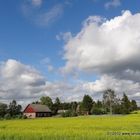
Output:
top-left (61, 110), bottom-right (71, 117)
top-left (16, 114), bottom-right (23, 119)
top-left (92, 108), bottom-right (106, 115)
top-left (61, 110), bottom-right (77, 117)
top-left (4, 113), bottom-right (11, 120)
top-left (71, 111), bottom-right (78, 117)
top-left (22, 115), bottom-right (27, 119)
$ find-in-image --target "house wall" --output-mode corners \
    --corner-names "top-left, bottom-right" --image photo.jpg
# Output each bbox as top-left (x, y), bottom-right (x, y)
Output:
top-left (24, 113), bottom-right (36, 118)
top-left (36, 112), bottom-right (51, 117)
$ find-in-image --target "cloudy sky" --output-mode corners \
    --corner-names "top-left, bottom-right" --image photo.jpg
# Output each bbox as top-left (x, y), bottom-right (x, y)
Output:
top-left (0, 0), bottom-right (140, 106)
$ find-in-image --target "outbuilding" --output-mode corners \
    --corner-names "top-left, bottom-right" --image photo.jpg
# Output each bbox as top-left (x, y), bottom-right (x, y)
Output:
top-left (23, 104), bottom-right (52, 118)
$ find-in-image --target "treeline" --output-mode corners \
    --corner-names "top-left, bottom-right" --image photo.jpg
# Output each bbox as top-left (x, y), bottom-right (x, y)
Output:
top-left (0, 89), bottom-right (138, 119)
top-left (34, 89), bottom-right (138, 117)
top-left (0, 100), bottom-right (22, 119)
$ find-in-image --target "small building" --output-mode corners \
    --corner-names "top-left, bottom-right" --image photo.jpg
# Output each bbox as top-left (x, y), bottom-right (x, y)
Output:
top-left (23, 104), bottom-right (52, 118)
top-left (57, 110), bottom-right (68, 114)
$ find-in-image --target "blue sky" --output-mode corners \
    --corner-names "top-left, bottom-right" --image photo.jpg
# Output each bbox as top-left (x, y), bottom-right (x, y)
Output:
top-left (1, 0), bottom-right (140, 105)
top-left (0, 0), bottom-right (139, 78)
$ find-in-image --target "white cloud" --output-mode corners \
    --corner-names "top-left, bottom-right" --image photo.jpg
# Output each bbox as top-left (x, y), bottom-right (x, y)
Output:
top-left (36, 4), bottom-right (63, 26)
top-left (0, 59), bottom-right (46, 105)
top-left (31, 0), bottom-right (42, 7)
top-left (62, 11), bottom-right (140, 78)
top-left (22, 1), bottom-right (64, 27)
top-left (40, 57), bottom-right (51, 65)
top-left (59, 10), bottom-right (140, 104)
top-left (105, 0), bottom-right (121, 9)
top-left (0, 59), bottom-right (86, 105)
top-left (1, 59), bottom-right (140, 106)
top-left (84, 75), bottom-right (140, 95)
top-left (11, 10), bottom-right (140, 106)
top-left (56, 32), bottom-right (72, 42)
top-left (82, 75), bottom-right (140, 104)
top-left (40, 57), bottom-right (54, 72)
top-left (47, 65), bottom-right (54, 72)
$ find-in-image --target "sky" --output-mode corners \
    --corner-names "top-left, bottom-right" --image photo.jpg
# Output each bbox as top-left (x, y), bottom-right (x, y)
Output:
top-left (1, 0), bottom-right (140, 106)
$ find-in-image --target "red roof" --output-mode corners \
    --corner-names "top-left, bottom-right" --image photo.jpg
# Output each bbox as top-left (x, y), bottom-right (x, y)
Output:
top-left (23, 104), bottom-right (51, 113)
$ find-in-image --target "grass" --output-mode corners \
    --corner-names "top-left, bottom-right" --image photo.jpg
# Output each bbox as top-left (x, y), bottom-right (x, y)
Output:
top-left (0, 112), bottom-right (140, 140)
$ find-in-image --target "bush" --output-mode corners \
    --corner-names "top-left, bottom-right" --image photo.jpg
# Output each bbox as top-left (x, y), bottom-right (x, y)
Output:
top-left (61, 110), bottom-right (71, 117)
top-left (22, 115), bottom-right (27, 119)
top-left (61, 110), bottom-right (77, 117)
top-left (16, 114), bottom-right (23, 119)
top-left (131, 111), bottom-right (138, 114)
top-left (4, 113), bottom-right (11, 120)
top-left (71, 111), bottom-right (78, 117)
top-left (92, 108), bottom-right (106, 115)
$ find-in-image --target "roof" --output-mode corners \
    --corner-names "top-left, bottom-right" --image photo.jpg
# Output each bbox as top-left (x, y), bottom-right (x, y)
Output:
top-left (24, 104), bottom-right (51, 113)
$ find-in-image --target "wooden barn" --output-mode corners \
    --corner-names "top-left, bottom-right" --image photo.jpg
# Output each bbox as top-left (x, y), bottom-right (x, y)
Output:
top-left (23, 104), bottom-right (52, 118)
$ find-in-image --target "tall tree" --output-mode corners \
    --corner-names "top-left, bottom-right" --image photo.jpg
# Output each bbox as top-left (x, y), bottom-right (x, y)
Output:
top-left (71, 102), bottom-right (78, 112)
top-left (51, 97), bottom-right (61, 115)
top-left (121, 93), bottom-right (131, 114)
top-left (131, 100), bottom-right (137, 111)
top-left (96, 100), bottom-right (103, 108)
top-left (91, 100), bottom-right (106, 115)
top-left (76, 102), bottom-right (83, 115)
top-left (8, 100), bottom-right (22, 116)
top-left (0, 103), bottom-right (7, 117)
top-left (103, 89), bottom-right (116, 114)
top-left (82, 95), bottom-right (93, 115)
top-left (112, 98), bottom-right (122, 114)
top-left (55, 97), bottom-right (61, 108)
top-left (40, 96), bottom-right (53, 109)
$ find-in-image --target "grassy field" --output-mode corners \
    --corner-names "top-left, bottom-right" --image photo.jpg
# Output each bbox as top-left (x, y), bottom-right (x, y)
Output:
top-left (0, 112), bottom-right (140, 140)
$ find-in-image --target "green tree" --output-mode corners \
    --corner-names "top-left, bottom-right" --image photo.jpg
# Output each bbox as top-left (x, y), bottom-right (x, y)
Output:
top-left (61, 102), bottom-right (71, 110)
top-left (112, 98), bottom-right (122, 114)
top-left (131, 100), bottom-right (137, 111)
top-left (82, 95), bottom-right (93, 115)
top-left (0, 103), bottom-right (7, 117)
top-left (51, 97), bottom-right (61, 115)
top-left (91, 100), bottom-right (106, 115)
top-left (103, 89), bottom-right (116, 114)
top-left (76, 102), bottom-right (83, 115)
top-left (8, 100), bottom-right (22, 117)
top-left (121, 93), bottom-right (131, 114)
top-left (71, 102), bottom-right (78, 112)
top-left (40, 96), bottom-right (53, 109)
top-left (55, 97), bottom-right (61, 108)
top-left (96, 100), bottom-right (103, 108)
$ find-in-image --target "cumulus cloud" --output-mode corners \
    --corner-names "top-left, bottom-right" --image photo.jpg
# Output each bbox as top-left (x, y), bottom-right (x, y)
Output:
top-left (62, 11), bottom-right (140, 79)
top-left (0, 59), bottom-right (89, 105)
top-left (105, 0), bottom-right (121, 9)
top-left (82, 75), bottom-right (140, 104)
top-left (0, 59), bottom-right (46, 103)
top-left (4, 10), bottom-right (140, 106)
top-left (2, 10), bottom-right (140, 105)
top-left (46, 75), bottom-right (140, 104)
top-left (1, 59), bottom-right (140, 106)
top-left (58, 10), bottom-right (140, 104)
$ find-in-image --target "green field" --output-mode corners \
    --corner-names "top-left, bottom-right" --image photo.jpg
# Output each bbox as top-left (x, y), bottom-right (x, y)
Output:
top-left (0, 112), bottom-right (140, 140)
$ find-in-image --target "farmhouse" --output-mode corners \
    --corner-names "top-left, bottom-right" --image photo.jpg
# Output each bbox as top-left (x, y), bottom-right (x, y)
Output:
top-left (23, 104), bottom-right (52, 118)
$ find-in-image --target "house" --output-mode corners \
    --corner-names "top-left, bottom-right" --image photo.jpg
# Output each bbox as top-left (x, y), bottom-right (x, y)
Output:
top-left (57, 110), bottom-right (68, 114)
top-left (23, 104), bottom-right (52, 118)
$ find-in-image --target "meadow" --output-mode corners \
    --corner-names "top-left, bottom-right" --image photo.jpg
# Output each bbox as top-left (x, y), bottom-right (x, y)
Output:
top-left (0, 112), bottom-right (140, 140)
